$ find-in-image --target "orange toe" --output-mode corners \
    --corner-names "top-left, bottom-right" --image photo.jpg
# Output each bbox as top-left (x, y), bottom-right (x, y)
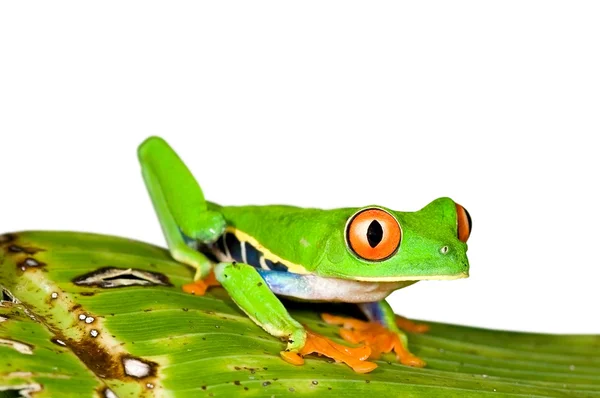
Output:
top-left (322, 313), bottom-right (427, 368)
top-left (182, 271), bottom-right (220, 295)
top-left (282, 329), bottom-right (377, 373)
top-left (280, 351), bottom-right (305, 365)
top-left (395, 315), bottom-right (430, 334)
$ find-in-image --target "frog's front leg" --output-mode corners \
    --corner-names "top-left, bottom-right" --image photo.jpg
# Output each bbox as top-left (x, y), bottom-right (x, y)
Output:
top-left (214, 262), bottom-right (378, 373)
top-left (323, 300), bottom-right (427, 367)
top-left (138, 137), bottom-right (225, 293)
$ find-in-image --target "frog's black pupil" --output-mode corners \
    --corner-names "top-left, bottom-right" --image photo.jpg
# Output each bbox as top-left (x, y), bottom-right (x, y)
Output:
top-left (366, 220), bottom-right (384, 248)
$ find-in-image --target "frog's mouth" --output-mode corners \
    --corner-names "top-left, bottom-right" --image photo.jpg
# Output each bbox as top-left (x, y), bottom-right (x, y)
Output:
top-left (347, 272), bottom-right (469, 283)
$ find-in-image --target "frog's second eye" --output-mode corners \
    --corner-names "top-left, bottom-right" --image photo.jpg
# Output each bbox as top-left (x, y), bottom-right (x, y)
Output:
top-left (346, 208), bottom-right (402, 261)
top-left (456, 203), bottom-right (472, 242)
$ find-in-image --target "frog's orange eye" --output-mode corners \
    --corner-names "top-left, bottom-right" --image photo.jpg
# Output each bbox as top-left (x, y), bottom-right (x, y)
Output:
top-left (456, 203), bottom-right (472, 243)
top-left (346, 208), bottom-right (401, 261)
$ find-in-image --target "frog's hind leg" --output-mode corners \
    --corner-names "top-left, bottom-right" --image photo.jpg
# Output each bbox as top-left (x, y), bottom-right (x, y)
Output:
top-left (322, 300), bottom-right (426, 367)
top-left (138, 137), bottom-right (225, 293)
top-left (214, 263), bottom-right (378, 373)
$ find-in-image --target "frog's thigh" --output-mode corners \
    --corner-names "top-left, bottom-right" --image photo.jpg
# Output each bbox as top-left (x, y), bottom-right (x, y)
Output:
top-left (214, 262), bottom-right (306, 351)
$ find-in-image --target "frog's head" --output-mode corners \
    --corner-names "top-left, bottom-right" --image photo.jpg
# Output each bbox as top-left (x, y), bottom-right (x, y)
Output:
top-left (317, 197), bottom-right (471, 282)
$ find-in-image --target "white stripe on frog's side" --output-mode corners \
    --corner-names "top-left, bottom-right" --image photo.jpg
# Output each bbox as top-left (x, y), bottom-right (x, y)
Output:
top-left (240, 241), bottom-right (247, 264)
top-left (258, 256), bottom-right (269, 270)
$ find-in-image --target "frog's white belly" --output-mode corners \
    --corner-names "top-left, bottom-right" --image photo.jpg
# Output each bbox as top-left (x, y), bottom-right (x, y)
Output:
top-left (260, 272), bottom-right (417, 303)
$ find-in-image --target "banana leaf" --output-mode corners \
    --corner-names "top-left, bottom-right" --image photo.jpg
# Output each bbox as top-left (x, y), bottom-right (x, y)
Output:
top-left (0, 231), bottom-right (598, 397)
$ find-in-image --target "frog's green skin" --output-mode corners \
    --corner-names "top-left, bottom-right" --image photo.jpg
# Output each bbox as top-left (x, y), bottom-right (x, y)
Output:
top-left (137, 136), bottom-right (470, 364)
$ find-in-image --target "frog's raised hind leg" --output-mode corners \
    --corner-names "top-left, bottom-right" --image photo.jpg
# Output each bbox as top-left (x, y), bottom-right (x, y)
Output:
top-left (214, 262), bottom-right (378, 373)
top-left (138, 136), bottom-right (225, 293)
top-left (322, 300), bottom-right (426, 367)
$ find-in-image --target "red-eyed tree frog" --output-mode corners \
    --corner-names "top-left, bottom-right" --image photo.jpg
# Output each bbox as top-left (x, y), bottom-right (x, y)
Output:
top-left (137, 137), bottom-right (471, 373)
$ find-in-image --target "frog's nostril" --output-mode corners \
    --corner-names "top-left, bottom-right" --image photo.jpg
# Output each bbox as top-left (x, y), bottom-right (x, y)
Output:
top-left (440, 246), bottom-right (449, 255)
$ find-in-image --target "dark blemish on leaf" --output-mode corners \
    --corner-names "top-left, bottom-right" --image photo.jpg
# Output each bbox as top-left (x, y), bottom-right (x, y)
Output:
top-left (122, 355), bottom-right (158, 379)
top-left (202, 337), bottom-right (206, 340)
top-left (244, 387), bottom-right (249, 391)
top-left (0, 338), bottom-right (34, 353)
top-left (257, 282), bottom-right (263, 287)
top-left (8, 245), bottom-right (23, 253)
top-left (263, 367), bottom-right (268, 370)
top-left (1, 287), bottom-right (16, 303)
top-left (234, 381), bottom-right (241, 386)
top-left (143, 309), bottom-right (152, 312)
top-left (80, 292), bottom-right (95, 297)
top-left (99, 387), bottom-right (117, 398)
top-left (71, 304), bottom-right (82, 311)
top-left (17, 257), bottom-right (46, 272)
top-left (61, 334), bottom-right (121, 379)
top-left (0, 233), bottom-right (16, 245)
top-left (234, 366), bottom-right (241, 370)
top-left (365, 380), bottom-right (370, 383)
top-left (273, 378), bottom-right (279, 381)
top-left (7, 245), bottom-right (44, 255)
top-left (73, 267), bottom-right (172, 288)
top-left (51, 337), bottom-right (67, 347)
top-left (312, 380), bottom-right (318, 385)
top-left (289, 387), bottom-right (295, 392)
top-left (182, 308), bottom-right (189, 312)
top-left (201, 386), bottom-right (207, 390)
top-left (328, 387), bottom-right (332, 390)
top-left (204, 310), bottom-right (215, 315)
top-left (262, 381), bottom-right (271, 387)
top-left (55, 332), bottom-right (159, 387)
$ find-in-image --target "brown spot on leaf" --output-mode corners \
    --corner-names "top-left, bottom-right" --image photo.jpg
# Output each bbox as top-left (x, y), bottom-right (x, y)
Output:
top-left (17, 257), bottom-right (46, 272)
top-left (63, 334), bottom-right (121, 379)
top-left (0, 233), bottom-right (16, 245)
top-left (1, 288), bottom-right (16, 303)
top-left (121, 355), bottom-right (158, 379)
top-left (51, 337), bottom-right (67, 347)
top-left (7, 245), bottom-right (44, 255)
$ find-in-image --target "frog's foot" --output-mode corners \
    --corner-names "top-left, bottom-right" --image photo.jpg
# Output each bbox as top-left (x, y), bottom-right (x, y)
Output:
top-left (395, 315), bottom-right (430, 334)
top-left (182, 271), bottom-right (220, 295)
top-left (280, 329), bottom-right (378, 374)
top-left (322, 313), bottom-right (426, 368)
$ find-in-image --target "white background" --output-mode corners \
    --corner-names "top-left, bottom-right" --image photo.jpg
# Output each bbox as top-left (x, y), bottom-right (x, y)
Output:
top-left (1, 2), bottom-right (598, 334)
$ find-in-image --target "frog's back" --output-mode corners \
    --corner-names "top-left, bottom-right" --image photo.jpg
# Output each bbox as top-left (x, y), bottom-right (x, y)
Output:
top-left (204, 202), bottom-right (355, 275)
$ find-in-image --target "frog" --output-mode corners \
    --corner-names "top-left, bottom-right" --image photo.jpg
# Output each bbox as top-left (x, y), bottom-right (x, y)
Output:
top-left (137, 136), bottom-right (471, 373)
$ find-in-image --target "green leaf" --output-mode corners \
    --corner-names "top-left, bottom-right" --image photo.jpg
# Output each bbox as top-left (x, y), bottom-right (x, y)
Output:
top-left (1, 231), bottom-right (599, 397)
